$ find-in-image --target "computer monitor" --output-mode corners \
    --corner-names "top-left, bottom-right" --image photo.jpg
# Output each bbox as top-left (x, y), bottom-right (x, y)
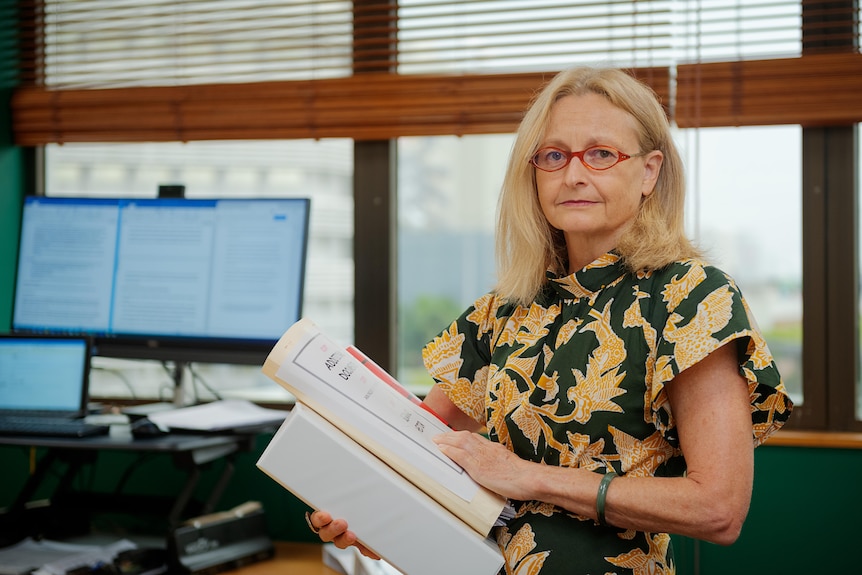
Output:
top-left (12, 196), bottom-right (310, 366)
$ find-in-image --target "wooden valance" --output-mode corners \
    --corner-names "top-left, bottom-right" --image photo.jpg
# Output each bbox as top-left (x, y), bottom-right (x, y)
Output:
top-left (13, 53), bottom-right (862, 145)
top-left (11, 68), bottom-right (671, 145)
top-left (676, 52), bottom-right (862, 128)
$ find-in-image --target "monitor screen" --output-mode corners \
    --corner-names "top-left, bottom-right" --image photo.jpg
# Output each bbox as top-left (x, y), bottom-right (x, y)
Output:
top-left (12, 196), bottom-right (310, 365)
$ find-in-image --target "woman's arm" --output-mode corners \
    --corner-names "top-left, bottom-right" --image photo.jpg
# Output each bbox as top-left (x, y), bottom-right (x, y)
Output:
top-left (433, 340), bottom-right (754, 545)
top-left (424, 384), bottom-right (485, 433)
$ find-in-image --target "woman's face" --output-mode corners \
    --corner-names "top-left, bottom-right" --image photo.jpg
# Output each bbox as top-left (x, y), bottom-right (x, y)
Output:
top-left (535, 92), bottom-right (662, 265)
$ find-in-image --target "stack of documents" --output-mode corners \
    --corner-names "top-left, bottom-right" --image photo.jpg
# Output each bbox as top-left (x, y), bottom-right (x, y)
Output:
top-left (257, 318), bottom-right (507, 575)
top-left (0, 538), bottom-right (137, 575)
top-left (148, 399), bottom-right (286, 432)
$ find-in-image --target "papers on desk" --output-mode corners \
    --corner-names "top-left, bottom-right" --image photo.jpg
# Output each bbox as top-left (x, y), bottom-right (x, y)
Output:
top-left (148, 399), bottom-right (287, 432)
top-left (322, 544), bottom-right (401, 575)
top-left (0, 537), bottom-right (136, 575)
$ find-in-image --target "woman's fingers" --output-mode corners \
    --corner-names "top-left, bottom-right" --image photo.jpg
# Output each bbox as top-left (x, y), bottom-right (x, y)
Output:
top-left (309, 510), bottom-right (380, 559)
top-left (307, 510), bottom-right (332, 535)
top-left (318, 517), bottom-right (350, 544)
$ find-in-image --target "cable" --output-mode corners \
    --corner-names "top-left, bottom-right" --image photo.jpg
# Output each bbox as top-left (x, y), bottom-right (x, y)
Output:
top-left (188, 363), bottom-right (223, 401)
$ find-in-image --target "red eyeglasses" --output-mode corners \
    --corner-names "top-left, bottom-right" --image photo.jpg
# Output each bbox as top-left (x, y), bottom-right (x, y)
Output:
top-left (530, 145), bottom-right (638, 172)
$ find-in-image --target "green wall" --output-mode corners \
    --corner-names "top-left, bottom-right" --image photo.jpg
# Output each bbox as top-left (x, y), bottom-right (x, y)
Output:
top-left (674, 444), bottom-right (862, 574)
top-left (0, 0), bottom-right (22, 330)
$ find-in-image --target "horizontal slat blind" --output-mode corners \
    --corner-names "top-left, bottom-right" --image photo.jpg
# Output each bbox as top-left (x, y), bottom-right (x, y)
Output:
top-left (0, 1), bottom-right (17, 88)
top-left (675, 0), bottom-right (805, 62)
top-left (18, 0), bottom-right (673, 89)
top-left (675, 0), bottom-right (860, 127)
top-left (396, 0), bottom-right (673, 74)
top-left (20, 0), bottom-right (357, 87)
top-left (9, 0), bottom-right (862, 144)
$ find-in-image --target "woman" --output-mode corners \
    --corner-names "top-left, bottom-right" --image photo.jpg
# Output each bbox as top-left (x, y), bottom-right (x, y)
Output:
top-left (309, 67), bottom-right (793, 574)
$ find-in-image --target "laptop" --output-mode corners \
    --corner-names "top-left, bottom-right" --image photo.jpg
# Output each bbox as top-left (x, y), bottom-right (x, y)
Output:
top-left (0, 334), bottom-right (109, 437)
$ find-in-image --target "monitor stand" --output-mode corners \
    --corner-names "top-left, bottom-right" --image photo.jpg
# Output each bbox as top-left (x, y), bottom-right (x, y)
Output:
top-left (121, 361), bottom-right (191, 419)
top-left (171, 361), bottom-right (189, 407)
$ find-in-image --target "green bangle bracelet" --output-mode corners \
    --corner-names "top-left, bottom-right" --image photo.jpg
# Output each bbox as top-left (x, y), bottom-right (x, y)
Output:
top-left (596, 471), bottom-right (617, 527)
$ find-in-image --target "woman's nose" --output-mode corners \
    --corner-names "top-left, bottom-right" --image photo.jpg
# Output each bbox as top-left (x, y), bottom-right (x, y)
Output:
top-left (562, 155), bottom-right (589, 184)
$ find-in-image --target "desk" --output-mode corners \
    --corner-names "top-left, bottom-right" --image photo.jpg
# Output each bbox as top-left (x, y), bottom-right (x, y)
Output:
top-left (0, 430), bottom-right (258, 541)
top-left (223, 542), bottom-right (341, 575)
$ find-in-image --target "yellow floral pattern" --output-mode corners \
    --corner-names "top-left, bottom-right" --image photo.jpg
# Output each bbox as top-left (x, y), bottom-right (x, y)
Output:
top-left (422, 253), bottom-right (792, 575)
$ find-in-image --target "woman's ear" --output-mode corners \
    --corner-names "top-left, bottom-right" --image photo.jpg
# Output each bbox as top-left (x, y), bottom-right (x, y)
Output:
top-left (640, 150), bottom-right (663, 197)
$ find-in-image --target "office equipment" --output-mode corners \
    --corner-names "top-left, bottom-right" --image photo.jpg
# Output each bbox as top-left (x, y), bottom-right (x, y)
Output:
top-left (0, 537), bottom-right (137, 575)
top-left (258, 404), bottom-right (505, 575)
top-left (0, 417), bottom-right (108, 438)
top-left (167, 501), bottom-right (274, 574)
top-left (0, 431), bottom-right (258, 545)
top-left (129, 417), bottom-right (169, 439)
top-left (12, 196), bottom-right (311, 367)
top-left (158, 184), bottom-right (185, 198)
top-left (0, 335), bottom-right (108, 438)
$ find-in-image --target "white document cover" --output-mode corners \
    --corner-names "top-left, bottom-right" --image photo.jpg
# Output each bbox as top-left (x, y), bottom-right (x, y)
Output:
top-left (257, 403), bottom-right (505, 575)
top-left (261, 318), bottom-right (507, 536)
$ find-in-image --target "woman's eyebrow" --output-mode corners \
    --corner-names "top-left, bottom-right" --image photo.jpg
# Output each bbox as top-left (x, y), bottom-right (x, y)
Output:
top-left (539, 136), bottom-right (611, 149)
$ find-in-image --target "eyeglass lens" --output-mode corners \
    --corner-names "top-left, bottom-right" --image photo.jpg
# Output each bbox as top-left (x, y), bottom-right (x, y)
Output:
top-left (532, 146), bottom-right (624, 171)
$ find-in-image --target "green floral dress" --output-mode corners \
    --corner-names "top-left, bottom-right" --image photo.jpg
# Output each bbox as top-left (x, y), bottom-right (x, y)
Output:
top-left (421, 253), bottom-right (793, 575)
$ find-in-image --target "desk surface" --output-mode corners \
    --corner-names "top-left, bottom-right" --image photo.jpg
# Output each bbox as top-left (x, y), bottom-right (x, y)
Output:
top-left (227, 542), bottom-right (341, 575)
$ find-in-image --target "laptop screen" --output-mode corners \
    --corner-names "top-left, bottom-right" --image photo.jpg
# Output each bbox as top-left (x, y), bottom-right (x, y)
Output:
top-left (0, 335), bottom-right (92, 416)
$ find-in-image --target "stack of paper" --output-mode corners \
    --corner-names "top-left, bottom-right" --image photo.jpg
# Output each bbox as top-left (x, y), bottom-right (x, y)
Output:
top-left (0, 538), bottom-right (137, 575)
top-left (148, 399), bottom-right (286, 432)
top-left (256, 318), bottom-right (506, 575)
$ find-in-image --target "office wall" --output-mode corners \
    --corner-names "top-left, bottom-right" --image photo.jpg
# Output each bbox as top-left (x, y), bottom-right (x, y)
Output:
top-left (677, 443), bottom-right (862, 574)
top-left (0, 0), bottom-right (23, 330)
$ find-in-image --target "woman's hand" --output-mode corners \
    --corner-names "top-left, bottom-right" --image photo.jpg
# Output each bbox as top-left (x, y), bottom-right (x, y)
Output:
top-left (307, 510), bottom-right (381, 560)
top-left (432, 430), bottom-right (533, 501)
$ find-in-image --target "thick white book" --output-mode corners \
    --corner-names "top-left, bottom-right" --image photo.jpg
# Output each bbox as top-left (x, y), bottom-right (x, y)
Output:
top-left (257, 404), bottom-right (504, 575)
top-left (259, 317), bottom-right (508, 537)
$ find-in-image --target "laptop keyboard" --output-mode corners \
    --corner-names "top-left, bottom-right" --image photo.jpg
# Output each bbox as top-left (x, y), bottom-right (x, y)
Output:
top-left (0, 416), bottom-right (110, 438)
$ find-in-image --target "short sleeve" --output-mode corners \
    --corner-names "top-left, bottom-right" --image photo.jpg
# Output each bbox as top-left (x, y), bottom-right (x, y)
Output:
top-left (421, 293), bottom-right (508, 425)
top-left (650, 263), bottom-right (793, 446)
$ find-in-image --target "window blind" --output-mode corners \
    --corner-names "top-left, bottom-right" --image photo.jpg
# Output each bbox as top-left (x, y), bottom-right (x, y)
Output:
top-left (9, 0), bottom-right (862, 145)
top-left (18, 0), bottom-right (674, 88)
top-left (675, 0), bottom-right (861, 127)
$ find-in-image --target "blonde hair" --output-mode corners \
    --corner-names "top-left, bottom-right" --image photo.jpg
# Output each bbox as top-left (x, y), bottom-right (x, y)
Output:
top-left (495, 67), bottom-right (699, 306)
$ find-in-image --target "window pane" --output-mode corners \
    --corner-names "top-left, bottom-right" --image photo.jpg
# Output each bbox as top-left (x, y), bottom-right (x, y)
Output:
top-left (398, 128), bottom-right (804, 405)
top-left (678, 126), bottom-right (803, 406)
top-left (397, 134), bottom-right (512, 392)
top-left (44, 140), bottom-right (353, 403)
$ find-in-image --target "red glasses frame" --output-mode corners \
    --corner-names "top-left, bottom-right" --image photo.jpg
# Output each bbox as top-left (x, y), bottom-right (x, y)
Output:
top-left (530, 145), bottom-right (634, 172)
